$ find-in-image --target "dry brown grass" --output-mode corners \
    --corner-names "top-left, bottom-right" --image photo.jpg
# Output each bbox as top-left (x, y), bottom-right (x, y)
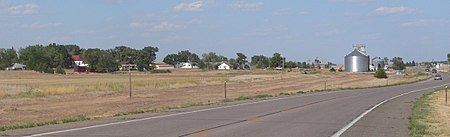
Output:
top-left (0, 69), bottom-right (429, 128)
top-left (423, 90), bottom-right (450, 137)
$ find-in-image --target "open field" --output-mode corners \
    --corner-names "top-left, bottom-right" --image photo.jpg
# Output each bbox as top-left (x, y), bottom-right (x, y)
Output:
top-left (0, 69), bottom-right (430, 130)
top-left (410, 89), bottom-right (450, 137)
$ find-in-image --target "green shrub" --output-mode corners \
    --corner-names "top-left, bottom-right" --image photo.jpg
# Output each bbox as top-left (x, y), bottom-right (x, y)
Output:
top-left (150, 69), bottom-right (171, 73)
top-left (374, 69), bottom-right (388, 78)
top-left (329, 67), bottom-right (336, 72)
top-left (56, 66), bottom-right (66, 74)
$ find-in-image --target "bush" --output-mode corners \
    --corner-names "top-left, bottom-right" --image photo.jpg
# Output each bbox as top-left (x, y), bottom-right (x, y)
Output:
top-left (56, 66), bottom-right (66, 74)
top-left (329, 67), bottom-right (336, 72)
top-left (150, 69), bottom-right (171, 73)
top-left (374, 69), bottom-right (388, 78)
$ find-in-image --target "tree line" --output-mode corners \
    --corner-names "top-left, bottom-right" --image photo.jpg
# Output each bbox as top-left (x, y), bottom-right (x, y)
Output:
top-left (1, 43), bottom-right (423, 74)
top-left (0, 44), bottom-right (158, 74)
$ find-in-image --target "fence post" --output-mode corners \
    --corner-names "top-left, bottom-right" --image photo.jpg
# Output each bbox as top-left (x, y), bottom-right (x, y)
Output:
top-left (224, 81), bottom-right (227, 99)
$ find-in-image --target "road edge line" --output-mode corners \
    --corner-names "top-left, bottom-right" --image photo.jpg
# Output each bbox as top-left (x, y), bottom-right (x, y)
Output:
top-left (331, 84), bottom-right (444, 137)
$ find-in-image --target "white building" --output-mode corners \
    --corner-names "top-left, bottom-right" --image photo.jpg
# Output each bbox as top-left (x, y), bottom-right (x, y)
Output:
top-left (217, 63), bottom-right (231, 70)
top-left (177, 62), bottom-right (198, 69)
top-left (154, 63), bottom-right (174, 70)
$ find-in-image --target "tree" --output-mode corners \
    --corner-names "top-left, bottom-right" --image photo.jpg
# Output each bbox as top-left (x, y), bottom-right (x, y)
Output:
top-left (251, 55), bottom-right (269, 69)
top-left (270, 53), bottom-right (282, 68)
top-left (236, 53), bottom-right (248, 69)
top-left (201, 52), bottom-right (225, 70)
top-left (391, 57), bottom-right (406, 70)
top-left (285, 61), bottom-right (297, 68)
top-left (0, 47), bottom-right (19, 69)
top-left (83, 48), bottom-right (118, 73)
top-left (163, 54), bottom-right (179, 66)
top-left (135, 46), bottom-right (158, 71)
top-left (19, 45), bottom-right (51, 73)
top-left (228, 58), bottom-right (239, 69)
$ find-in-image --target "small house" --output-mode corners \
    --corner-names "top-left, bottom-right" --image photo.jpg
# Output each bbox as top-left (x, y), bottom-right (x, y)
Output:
top-left (217, 62), bottom-right (231, 70)
top-left (119, 61), bottom-right (138, 71)
top-left (154, 63), bottom-right (174, 70)
top-left (177, 62), bottom-right (198, 69)
top-left (71, 55), bottom-right (88, 72)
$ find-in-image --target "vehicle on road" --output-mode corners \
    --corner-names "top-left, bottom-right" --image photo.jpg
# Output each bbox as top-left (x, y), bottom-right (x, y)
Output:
top-left (432, 69), bottom-right (437, 73)
top-left (434, 74), bottom-right (442, 80)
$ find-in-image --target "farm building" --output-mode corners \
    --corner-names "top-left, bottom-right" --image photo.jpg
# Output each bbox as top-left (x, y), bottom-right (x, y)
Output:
top-left (371, 57), bottom-right (385, 71)
top-left (71, 55), bottom-right (88, 72)
top-left (177, 62), bottom-right (198, 69)
top-left (119, 61), bottom-right (138, 71)
top-left (153, 63), bottom-right (174, 70)
top-left (344, 44), bottom-right (370, 72)
top-left (217, 62), bottom-right (231, 70)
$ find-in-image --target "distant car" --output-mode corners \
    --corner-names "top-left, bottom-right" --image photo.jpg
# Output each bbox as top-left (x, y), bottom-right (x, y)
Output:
top-left (434, 74), bottom-right (442, 80)
top-left (432, 69), bottom-right (437, 73)
top-left (425, 69), bottom-right (430, 72)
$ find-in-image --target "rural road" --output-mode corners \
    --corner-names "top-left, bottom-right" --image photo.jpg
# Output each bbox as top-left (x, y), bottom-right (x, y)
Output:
top-left (5, 73), bottom-right (450, 137)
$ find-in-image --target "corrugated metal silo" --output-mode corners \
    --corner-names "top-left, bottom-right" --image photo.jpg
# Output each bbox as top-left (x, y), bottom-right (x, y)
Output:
top-left (344, 45), bottom-right (370, 72)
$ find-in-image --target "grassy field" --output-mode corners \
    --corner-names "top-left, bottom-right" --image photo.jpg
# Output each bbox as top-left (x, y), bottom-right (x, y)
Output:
top-left (0, 68), bottom-right (431, 131)
top-left (410, 89), bottom-right (450, 137)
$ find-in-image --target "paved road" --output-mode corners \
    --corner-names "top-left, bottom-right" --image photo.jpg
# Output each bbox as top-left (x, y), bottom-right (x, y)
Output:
top-left (6, 73), bottom-right (450, 137)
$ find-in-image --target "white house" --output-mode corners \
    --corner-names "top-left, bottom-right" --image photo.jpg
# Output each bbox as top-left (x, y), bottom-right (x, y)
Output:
top-left (177, 62), bottom-right (198, 69)
top-left (217, 62), bottom-right (230, 70)
top-left (153, 63), bottom-right (174, 70)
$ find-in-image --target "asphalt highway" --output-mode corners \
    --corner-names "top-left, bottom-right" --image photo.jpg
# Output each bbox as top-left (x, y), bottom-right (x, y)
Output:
top-left (8, 73), bottom-right (450, 137)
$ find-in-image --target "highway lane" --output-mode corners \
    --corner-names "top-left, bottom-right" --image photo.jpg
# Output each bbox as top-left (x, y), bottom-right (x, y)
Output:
top-left (13, 73), bottom-right (450, 137)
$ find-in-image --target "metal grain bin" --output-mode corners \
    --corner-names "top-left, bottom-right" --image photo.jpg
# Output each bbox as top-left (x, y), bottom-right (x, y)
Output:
top-left (345, 49), bottom-right (370, 72)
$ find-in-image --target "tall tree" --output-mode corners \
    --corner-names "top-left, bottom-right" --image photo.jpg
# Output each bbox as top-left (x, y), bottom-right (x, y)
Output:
top-left (19, 45), bottom-right (52, 73)
top-left (270, 53), bottom-right (282, 68)
top-left (135, 46), bottom-right (158, 70)
top-left (201, 52), bottom-right (225, 70)
top-left (251, 55), bottom-right (269, 69)
top-left (391, 57), bottom-right (406, 70)
top-left (0, 48), bottom-right (19, 69)
top-left (83, 48), bottom-right (118, 73)
top-left (163, 54), bottom-right (179, 66)
top-left (236, 52), bottom-right (247, 69)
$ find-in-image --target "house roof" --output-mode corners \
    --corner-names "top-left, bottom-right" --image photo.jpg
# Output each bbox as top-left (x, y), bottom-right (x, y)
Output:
top-left (71, 55), bottom-right (82, 61)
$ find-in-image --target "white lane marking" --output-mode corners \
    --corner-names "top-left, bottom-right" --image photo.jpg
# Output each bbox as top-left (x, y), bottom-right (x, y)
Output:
top-left (25, 89), bottom-right (349, 137)
top-left (331, 84), bottom-right (447, 137)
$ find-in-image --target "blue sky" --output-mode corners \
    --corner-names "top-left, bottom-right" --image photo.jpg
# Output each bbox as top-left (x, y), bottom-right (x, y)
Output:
top-left (1, 0), bottom-right (449, 63)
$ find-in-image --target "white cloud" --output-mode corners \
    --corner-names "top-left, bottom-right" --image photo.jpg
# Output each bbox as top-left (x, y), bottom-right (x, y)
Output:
top-left (174, 1), bottom-right (205, 11)
top-left (129, 22), bottom-right (151, 28)
top-left (230, 1), bottom-right (264, 9)
top-left (22, 22), bottom-right (63, 29)
top-left (332, 0), bottom-right (375, 4)
top-left (153, 22), bottom-right (181, 31)
top-left (374, 6), bottom-right (415, 15)
top-left (272, 9), bottom-right (307, 16)
top-left (315, 29), bottom-right (340, 37)
top-left (400, 19), bottom-right (447, 27)
top-left (8, 4), bottom-right (39, 14)
top-left (129, 21), bottom-right (182, 31)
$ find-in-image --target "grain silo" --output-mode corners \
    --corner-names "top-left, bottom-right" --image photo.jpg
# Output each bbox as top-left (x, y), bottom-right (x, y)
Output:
top-left (344, 44), bottom-right (370, 72)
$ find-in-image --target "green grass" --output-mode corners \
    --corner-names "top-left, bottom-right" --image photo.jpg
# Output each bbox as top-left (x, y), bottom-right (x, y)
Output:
top-left (222, 94), bottom-right (273, 102)
top-left (0, 115), bottom-right (90, 132)
top-left (409, 91), bottom-right (434, 137)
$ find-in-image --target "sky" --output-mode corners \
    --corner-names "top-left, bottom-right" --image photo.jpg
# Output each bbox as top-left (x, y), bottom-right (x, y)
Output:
top-left (1, 0), bottom-right (449, 64)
